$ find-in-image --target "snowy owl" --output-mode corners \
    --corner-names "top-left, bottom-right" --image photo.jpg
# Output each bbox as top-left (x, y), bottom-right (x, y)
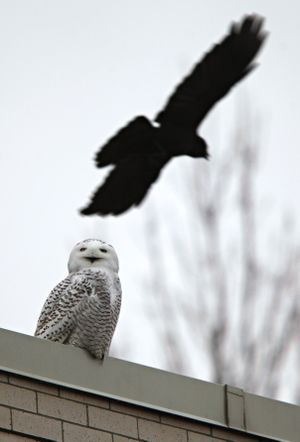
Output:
top-left (35, 239), bottom-right (121, 360)
top-left (81, 14), bottom-right (267, 216)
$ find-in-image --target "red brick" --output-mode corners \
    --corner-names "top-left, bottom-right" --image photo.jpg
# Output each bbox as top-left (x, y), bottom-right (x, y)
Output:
top-left (89, 406), bottom-right (138, 438)
top-left (37, 392), bottom-right (87, 424)
top-left (12, 409), bottom-right (62, 441)
top-left (0, 384), bottom-right (36, 412)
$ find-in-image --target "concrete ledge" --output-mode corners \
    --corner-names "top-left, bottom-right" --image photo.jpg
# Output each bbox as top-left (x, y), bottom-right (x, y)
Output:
top-left (0, 328), bottom-right (299, 441)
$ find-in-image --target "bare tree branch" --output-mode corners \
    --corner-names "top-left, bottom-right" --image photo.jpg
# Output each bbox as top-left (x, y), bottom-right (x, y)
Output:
top-left (113, 103), bottom-right (300, 403)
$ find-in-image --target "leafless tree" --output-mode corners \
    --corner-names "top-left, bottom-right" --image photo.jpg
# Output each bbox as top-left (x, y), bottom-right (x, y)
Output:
top-left (140, 106), bottom-right (300, 402)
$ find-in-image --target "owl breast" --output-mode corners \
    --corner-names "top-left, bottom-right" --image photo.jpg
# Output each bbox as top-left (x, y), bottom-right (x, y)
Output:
top-left (67, 269), bottom-right (122, 359)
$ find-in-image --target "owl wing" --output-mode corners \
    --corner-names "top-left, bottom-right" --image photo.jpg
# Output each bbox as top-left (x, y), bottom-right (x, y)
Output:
top-left (34, 275), bottom-right (93, 343)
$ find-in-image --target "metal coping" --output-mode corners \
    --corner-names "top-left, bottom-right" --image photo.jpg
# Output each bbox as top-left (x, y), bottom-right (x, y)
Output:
top-left (0, 328), bottom-right (299, 442)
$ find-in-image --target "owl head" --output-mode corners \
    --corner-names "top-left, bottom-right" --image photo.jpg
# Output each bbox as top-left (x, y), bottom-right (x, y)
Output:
top-left (68, 239), bottom-right (119, 274)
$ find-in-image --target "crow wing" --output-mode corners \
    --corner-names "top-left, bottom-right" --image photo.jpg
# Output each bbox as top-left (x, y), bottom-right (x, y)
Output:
top-left (81, 152), bottom-right (168, 215)
top-left (155, 15), bottom-right (266, 129)
top-left (96, 116), bottom-right (155, 167)
top-left (82, 116), bottom-right (167, 215)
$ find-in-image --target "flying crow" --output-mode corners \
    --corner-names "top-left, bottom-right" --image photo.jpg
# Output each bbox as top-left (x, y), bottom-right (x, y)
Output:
top-left (81, 14), bottom-right (267, 216)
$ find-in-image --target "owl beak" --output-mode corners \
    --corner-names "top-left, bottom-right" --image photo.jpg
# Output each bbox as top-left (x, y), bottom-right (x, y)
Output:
top-left (86, 257), bottom-right (101, 263)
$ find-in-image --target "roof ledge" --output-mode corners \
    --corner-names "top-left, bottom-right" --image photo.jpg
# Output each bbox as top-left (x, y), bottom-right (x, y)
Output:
top-left (0, 327), bottom-right (299, 442)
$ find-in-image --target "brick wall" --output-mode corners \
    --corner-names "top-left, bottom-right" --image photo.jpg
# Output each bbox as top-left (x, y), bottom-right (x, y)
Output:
top-left (0, 370), bottom-right (268, 442)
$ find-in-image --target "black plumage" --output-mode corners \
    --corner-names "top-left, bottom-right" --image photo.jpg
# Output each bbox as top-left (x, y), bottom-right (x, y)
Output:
top-left (81, 14), bottom-right (267, 216)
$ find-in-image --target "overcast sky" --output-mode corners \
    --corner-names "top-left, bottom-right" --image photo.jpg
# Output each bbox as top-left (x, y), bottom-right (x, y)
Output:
top-left (0, 0), bottom-right (299, 392)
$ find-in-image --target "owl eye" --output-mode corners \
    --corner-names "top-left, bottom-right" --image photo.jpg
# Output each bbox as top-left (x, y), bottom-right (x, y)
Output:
top-left (79, 247), bottom-right (87, 252)
top-left (100, 248), bottom-right (107, 253)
